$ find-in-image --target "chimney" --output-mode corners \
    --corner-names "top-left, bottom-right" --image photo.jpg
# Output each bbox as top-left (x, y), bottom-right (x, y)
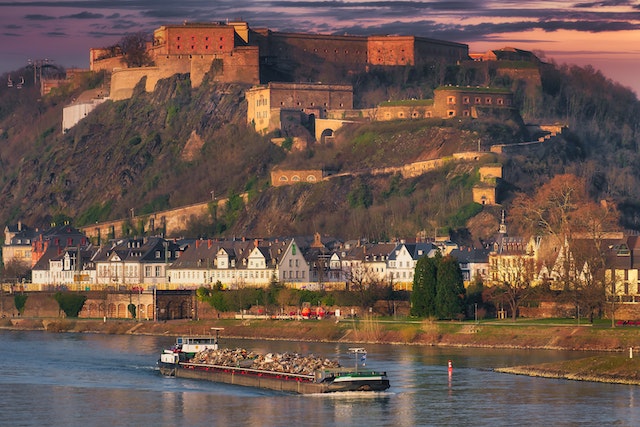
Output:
top-left (18, 220), bottom-right (22, 231)
top-left (254, 239), bottom-right (259, 248)
top-left (208, 239), bottom-right (212, 249)
top-left (196, 240), bottom-right (201, 249)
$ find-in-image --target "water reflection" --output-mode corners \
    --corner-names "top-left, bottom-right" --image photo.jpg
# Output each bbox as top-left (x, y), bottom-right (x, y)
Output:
top-left (2, 330), bottom-right (639, 427)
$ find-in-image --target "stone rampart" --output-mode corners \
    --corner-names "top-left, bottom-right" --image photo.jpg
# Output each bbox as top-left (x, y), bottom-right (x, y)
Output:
top-left (81, 194), bottom-right (248, 240)
top-left (271, 169), bottom-right (325, 187)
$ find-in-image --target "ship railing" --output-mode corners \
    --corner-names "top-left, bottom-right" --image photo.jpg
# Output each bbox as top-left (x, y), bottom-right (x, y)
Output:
top-left (315, 368), bottom-right (387, 381)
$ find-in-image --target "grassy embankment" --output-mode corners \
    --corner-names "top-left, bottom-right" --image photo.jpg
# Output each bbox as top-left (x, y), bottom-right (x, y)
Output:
top-left (496, 354), bottom-right (640, 385)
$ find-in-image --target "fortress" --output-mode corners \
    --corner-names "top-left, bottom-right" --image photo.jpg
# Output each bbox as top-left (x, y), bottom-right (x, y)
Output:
top-left (90, 21), bottom-right (469, 101)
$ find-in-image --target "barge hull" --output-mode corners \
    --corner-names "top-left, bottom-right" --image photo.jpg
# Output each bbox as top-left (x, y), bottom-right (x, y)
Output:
top-left (158, 361), bottom-right (389, 394)
top-left (160, 361), bottom-right (327, 393)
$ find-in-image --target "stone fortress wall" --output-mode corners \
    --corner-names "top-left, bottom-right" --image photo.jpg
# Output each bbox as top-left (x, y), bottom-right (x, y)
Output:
top-left (93, 21), bottom-right (469, 102)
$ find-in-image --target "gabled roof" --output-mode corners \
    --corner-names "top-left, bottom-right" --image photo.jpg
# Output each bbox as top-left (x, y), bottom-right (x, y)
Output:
top-left (32, 245), bottom-right (96, 271)
top-left (450, 247), bottom-right (490, 263)
top-left (388, 242), bottom-right (438, 261)
top-left (92, 237), bottom-right (180, 264)
top-left (169, 238), bottom-right (296, 270)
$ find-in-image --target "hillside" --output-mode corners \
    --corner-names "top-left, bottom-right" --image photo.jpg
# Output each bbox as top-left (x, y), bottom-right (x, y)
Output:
top-left (0, 60), bottom-right (639, 242)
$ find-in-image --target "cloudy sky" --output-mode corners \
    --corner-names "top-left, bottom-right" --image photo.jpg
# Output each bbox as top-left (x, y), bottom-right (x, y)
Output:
top-left (1, 0), bottom-right (639, 94)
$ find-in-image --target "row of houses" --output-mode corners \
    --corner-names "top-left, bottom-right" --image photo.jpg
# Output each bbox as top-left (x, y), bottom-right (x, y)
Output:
top-left (5, 223), bottom-right (480, 291)
top-left (5, 221), bottom-right (640, 304)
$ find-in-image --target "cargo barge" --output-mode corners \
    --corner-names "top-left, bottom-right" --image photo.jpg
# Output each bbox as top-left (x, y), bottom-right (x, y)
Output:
top-left (158, 332), bottom-right (390, 394)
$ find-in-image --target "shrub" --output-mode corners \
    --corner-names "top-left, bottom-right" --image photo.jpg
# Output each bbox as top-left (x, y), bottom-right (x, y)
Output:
top-left (54, 292), bottom-right (87, 318)
top-left (14, 294), bottom-right (28, 314)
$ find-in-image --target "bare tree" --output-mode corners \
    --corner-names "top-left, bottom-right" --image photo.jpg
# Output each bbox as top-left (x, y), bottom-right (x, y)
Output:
top-left (489, 252), bottom-right (536, 321)
top-left (119, 32), bottom-right (154, 68)
top-left (511, 174), bottom-right (619, 322)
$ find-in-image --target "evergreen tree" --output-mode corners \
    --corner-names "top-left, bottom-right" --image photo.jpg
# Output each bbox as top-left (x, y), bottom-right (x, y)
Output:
top-left (410, 254), bottom-right (438, 317)
top-left (435, 255), bottom-right (466, 319)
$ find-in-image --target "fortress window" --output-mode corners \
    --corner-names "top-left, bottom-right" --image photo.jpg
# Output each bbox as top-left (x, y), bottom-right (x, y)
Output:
top-left (279, 176), bottom-right (288, 182)
top-left (463, 110), bottom-right (470, 117)
top-left (485, 97), bottom-right (492, 104)
top-left (177, 36), bottom-right (181, 41)
top-left (205, 45), bottom-right (209, 49)
top-left (191, 36), bottom-right (195, 41)
top-left (205, 36), bottom-right (209, 41)
top-left (426, 111), bottom-right (432, 118)
top-left (475, 97), bottom-right (481, 104)
top-left (220, 37), bottom-right (223, 41)
top-left (463, 96), bottom-right (470, 104)
top-left (447, 110), bottom-right (455, 117)
top-left (497, 98), bottom-right (504, 105)
top-left (177, 45), bottom-right (181, 50)
top-left (191, 45), bottom-right (194, 49)
top-left (292, 176), bottom-right (300, 182)
top-left (219, 45), bottom-right (223, 50)
top-left (447, 96), bottom-right (455, 104)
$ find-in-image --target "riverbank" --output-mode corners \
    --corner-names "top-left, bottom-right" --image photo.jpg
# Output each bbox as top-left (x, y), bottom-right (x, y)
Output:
top-left (2, 315), bottom-right (639, 351)
top-left (495, 354), bottom-right (640, 386)
top-left (4, 316), bottom-right (640, 385)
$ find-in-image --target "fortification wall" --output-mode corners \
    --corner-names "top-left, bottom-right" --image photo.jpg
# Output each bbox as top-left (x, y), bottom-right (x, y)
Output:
top-left (271, 169), bottom-right (324, 187)
top-left (367, 37), bottom-right (415, 66)
top-left (376, 104), bottom-right (434, 121)
top-left (212, 47), bottom-right (259, 85)
top-left (266, 32), bottom-right (368, 69)
top-left (90, 49), bottom-right (124, 72)
top-left (479, 164), bottom-right (503, 180)
top-left (81, 194), bottom-right (248, 241)
top-left (472, 185), bottom-right (497, 205)
top-left (269, 83), bottom-right (353, 110)
top-left (414, 37), bottom-right (469, 63)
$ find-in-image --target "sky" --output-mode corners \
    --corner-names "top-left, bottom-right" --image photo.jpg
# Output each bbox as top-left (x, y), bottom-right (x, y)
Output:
top-left (1, 0), bottom-right (639, 95)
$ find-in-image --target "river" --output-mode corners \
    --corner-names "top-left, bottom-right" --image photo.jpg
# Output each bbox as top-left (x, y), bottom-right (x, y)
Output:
top-left (0, 330), bottom-right (638, 426)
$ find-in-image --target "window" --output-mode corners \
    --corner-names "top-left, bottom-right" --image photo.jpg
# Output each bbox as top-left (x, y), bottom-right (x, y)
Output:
top-left (485, 97), bottom-right (492, 104)
top-left (155, 266), bottom-right (161, 277)
top-left (463, 96), bottom-right (470, 104)
top-left (497, 98), bottom-right (504, 105)
top-left (447, 96), bottom-right (455, 104)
